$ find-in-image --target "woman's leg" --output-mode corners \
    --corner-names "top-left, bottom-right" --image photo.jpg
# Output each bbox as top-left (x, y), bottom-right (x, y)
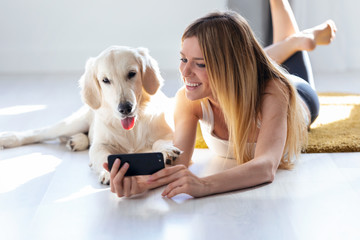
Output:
top-left (264, 0), bottom-right (336, 88)
top-left (269, 0), bottom-right (299, 43)
top-left (288, 74), bottom-right (320, 124)
top-left (282, 51), bottom-right (315, 89)
top-left (264, 19), bottom-right (337, 65)
top-left (265, 0), bottom-right (336, 64)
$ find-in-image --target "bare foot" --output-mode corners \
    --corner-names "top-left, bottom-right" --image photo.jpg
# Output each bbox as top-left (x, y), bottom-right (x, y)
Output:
top-left (290, 20), bottom-right (337, 52)
top-left (305, 19), bottom-right (337, 45)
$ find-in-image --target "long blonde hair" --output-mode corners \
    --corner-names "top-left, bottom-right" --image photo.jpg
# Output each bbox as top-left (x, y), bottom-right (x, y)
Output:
top-left (182, 11), bottom-right (307, 169)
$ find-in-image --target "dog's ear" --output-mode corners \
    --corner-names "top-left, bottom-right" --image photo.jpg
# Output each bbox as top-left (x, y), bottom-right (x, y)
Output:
top-left (79, 58), bottom-right (102, 109)
top-left (136, 47), bottom-right (164, 95)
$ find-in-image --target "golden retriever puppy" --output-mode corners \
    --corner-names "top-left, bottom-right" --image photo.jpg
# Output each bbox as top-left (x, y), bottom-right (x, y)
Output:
top-left (0, 46), bottom-right (181, 184)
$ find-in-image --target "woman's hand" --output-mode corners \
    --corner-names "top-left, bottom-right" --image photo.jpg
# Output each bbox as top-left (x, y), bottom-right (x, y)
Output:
top-left (148, 165), bottom-right (211, 198)
top-left (103, 159), bottom-right (150, 198)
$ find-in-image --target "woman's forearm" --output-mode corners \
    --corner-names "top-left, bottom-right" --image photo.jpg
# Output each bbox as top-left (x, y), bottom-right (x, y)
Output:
top-left (201, 157), bottom-right (276, 196)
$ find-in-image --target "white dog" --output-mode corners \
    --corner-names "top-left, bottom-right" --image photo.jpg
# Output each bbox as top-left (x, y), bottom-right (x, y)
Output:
top-left (0, 46), bottom-right (181, 184)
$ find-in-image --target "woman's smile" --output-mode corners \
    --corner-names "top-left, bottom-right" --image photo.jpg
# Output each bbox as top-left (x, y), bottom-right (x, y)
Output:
top-left (185, 80), bottom-right (202, 90)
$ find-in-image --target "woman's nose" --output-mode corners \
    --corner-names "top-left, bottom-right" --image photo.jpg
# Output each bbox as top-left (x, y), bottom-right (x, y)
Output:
top-left (181, 63), bottom-right (192, 77)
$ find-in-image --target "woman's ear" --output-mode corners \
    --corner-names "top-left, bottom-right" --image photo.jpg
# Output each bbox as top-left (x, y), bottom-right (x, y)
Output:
top-left (136, 47), bottom-right (164, 95)
top-left (79, 58), bottom-right (102, 109)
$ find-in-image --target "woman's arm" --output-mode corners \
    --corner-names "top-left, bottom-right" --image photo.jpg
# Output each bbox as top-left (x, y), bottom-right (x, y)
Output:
top-left (102, 88), bottom-right (201, 198)
top-left (204, 80), bottom-right (288, 194)
top-left (150, 80), bottom-right (289, 198)
top-left (172, 88), bottom-right (201, 166)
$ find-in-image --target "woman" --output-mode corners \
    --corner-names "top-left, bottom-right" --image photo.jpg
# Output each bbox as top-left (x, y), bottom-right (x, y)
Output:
top-left (104, 0), bottom-right (337, 198)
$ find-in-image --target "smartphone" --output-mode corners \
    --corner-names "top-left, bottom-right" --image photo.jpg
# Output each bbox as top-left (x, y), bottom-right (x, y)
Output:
top-left (107, 152), bottom-right (165, 176)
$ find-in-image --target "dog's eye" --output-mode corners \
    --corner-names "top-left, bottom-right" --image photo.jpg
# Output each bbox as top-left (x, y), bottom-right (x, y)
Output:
top-left (102, 78), bottom-right (110, 84)
top-left (128, 71), bottom-right (136, 79)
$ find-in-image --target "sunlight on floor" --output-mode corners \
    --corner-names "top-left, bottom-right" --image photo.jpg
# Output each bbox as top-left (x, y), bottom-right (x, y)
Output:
top-left (0, 153), bottom-right (61, 193)
top-left (311, 94), bottom-right (360, 127)
top-left (0, 105), bottom-right (47, 115)
top-left (163, 219), bottom-right (192, 240)
top-left (55, 185), bottom-right (108, 203)
top-left (312, 105), bottom-right (354, 127)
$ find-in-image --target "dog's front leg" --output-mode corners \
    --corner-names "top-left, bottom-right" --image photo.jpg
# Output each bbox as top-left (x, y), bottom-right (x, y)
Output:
top-left (88, 143), bottom-right (112, 185)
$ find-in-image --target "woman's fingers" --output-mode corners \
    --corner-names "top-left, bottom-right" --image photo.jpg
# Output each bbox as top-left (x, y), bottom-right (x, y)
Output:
top-left (131, 177), bottom-right (139, 196)
top-left (161, 170), bottom-right (209, 198)
top-left (111, 160), bottom-right (129, 196)
top-left (162, 177), bottom-right (187, 197)
top-left (108, 159), bottom-right (183, 198)
top-left (123, 177), bottom-right (131, 197)
top-left (165, 186), bottom-right (186, 199)
top-left (148, 164), bottom-right (187, 182)
top-left (103, 162), bottom-right (109, 172)
top-left (109, 159), bottom-right (120, 193)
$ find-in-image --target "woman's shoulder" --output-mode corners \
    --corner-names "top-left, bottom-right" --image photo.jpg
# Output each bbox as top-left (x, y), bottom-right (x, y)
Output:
top-left (263, 78), bottom-right (290, 101)
top-left (260, 78), bottom-right (290, 114)
top-left (175, 87), bottom-right (202, 119)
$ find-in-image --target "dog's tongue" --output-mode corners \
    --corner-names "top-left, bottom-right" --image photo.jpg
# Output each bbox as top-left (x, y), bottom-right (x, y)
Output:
top-left (121, 117), bottom-right (135, 130)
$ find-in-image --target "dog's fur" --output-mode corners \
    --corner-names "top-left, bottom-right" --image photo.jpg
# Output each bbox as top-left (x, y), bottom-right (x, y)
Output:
top-left (0, 46), bottom-right (181, 184)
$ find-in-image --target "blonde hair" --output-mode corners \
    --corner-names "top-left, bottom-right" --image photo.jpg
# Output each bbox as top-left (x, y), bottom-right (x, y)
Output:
top-left (182, 11), bottom-right (307, 169)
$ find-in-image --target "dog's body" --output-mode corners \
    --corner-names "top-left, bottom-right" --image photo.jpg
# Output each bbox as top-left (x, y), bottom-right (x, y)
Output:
top-left (0, 46), bottom-right (180, 184)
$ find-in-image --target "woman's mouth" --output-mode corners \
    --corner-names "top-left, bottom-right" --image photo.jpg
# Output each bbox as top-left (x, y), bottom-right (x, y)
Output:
top-left (185, 81), bottom-right (202, 90)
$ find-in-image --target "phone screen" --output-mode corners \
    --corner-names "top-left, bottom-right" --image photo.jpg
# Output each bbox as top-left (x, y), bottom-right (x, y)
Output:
top-left (107, 152), bottom-right (165, 176)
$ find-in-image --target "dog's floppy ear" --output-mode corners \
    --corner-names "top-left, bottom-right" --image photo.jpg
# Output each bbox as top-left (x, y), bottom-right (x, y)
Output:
top-left (79, 57), bottom-right (102, 109)
top-left (136, 47), bottom-right (164, 95)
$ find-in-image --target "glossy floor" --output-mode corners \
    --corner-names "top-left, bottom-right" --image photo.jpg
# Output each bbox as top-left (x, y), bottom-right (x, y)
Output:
top-left (0, 73), bottom-right (359, 240)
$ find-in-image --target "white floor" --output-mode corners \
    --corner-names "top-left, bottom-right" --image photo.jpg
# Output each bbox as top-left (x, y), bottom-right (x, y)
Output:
top-left (0, 72), bottom-right (360, 240)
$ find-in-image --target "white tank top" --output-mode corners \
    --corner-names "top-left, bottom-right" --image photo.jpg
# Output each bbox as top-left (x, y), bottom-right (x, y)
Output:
top-left (199, 93), bottom-right (307, 160)
top-left (199, 99), bottom-right (256, 159)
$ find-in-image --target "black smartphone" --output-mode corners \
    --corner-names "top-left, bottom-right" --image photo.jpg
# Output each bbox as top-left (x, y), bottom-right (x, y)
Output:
top-left (107, 152), bottom-right (165, 176)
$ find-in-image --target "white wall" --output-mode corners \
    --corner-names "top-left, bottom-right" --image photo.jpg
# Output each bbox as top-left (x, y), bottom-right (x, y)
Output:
top-left (1, 0), bottom-right (357, 76)
top-left (0, 0), bottom-right (227, 74)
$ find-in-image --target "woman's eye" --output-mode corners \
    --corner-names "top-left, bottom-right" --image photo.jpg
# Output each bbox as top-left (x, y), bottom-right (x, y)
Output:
top-left (128, 71), bottom-right (136, 79)
top-left (180, 58), bottom-right (187, 63)
top-left (197, 63), bottom-right (206, 68)
top-left (102, 78), bottom-right (110, 84)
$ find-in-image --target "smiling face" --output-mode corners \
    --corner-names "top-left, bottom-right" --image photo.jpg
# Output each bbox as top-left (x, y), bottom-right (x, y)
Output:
top-left (179, 37), bottom-right (213, 101)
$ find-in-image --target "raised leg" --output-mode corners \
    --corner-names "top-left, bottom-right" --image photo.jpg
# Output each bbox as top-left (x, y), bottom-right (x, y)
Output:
top-left (265, 0), bottom-right (337, 64)
top-left (269, 0), bottom-right (299, 43)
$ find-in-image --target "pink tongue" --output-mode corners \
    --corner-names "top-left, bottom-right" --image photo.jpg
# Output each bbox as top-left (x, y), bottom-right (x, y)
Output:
top-left (121, 117), bottom-right (135, 130)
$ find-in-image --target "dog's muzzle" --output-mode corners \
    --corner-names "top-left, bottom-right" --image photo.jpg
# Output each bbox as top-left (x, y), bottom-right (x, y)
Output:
top-left (118, 101), bottom-right (136, 130)
top-left (118, 101), bottom-right (133, 116)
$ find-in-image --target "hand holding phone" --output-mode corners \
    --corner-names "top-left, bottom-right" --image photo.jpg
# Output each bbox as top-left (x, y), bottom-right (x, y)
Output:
top-left (107, 152), bottom-right (165, 176)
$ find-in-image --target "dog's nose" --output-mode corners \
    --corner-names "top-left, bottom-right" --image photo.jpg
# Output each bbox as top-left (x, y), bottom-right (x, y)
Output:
top-left (118, 102), bottom-right (133, 115)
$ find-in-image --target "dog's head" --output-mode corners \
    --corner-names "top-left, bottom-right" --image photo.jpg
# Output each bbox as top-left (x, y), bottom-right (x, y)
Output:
top-left (80, 46), bottom-right (163, 130)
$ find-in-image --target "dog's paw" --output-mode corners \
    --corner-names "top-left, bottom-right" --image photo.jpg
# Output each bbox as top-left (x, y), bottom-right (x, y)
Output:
top-left (0, 132), bottom-right (22, 149)
top-left (152, 140), bottom-right (183, 166)
top-left (162, 146), bottom-right (182, 166)
top-left (66, 133), bottom-right (89, 151)
top-left (99, 170), bottom-right (110, 185)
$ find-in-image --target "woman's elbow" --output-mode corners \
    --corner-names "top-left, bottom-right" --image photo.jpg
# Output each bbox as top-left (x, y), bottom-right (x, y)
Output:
top-left (261, 158), bottom-right (278, 183)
